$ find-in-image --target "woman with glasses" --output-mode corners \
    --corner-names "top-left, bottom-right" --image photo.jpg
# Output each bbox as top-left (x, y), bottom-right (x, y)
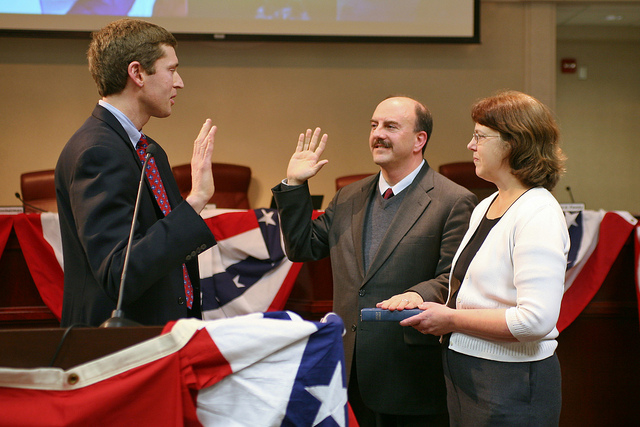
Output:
top-left (401, 90), bottom-right (569, 426)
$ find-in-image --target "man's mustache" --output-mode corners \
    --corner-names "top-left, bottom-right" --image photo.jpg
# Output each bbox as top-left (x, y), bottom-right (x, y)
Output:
top-left (372, 139), bottom-right (392, 148)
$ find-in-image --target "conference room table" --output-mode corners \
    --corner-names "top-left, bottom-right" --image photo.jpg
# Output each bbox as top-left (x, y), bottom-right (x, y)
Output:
top-left (0, 208), bottom-right (639, 426)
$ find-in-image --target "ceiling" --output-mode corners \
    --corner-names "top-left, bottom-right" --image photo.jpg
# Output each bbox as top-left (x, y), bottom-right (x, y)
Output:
top-left (557, 3), bottom-right (640, 26)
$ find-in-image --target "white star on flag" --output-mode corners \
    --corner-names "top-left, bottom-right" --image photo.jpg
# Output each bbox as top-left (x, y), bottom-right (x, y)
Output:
top-left (306, 361), bottom-right (347, 427)
top-left (231, 275), bottom-right (245, 288)
top-left (258, 209), bottom-right (277, 226)
top-left (564, 211), bottom-right (580, 228)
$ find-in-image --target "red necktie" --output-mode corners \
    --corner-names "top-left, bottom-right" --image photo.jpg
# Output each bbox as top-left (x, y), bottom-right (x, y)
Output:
top-left (136, 135), bottom-right (194, 309)
top-left (383, 188), bottom-right (394, 200)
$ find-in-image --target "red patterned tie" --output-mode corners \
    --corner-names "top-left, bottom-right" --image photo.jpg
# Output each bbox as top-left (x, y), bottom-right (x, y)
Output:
top-left (136, 135), bottom-right (194, 309)
top-left (383, 188), bottom-right (394, 200)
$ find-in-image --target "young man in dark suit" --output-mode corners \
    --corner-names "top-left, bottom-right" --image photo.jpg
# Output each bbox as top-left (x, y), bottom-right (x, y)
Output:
top-left (272, 96), bottom-right (477, 426)
top-left (55, 19), bottom-right (217, 327)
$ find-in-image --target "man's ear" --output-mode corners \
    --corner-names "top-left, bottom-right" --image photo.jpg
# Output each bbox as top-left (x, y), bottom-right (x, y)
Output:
top-left (414, 131), bottom-right (428, 153)
top-left (128, 61), bottom-right (144, 88)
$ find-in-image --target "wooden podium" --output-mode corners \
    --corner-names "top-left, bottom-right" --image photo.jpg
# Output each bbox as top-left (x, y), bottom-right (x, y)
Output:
top-left (0, 326), bottom-right (163, 369)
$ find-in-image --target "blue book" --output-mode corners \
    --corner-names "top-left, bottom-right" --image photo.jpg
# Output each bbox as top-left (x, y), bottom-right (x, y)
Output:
top-left (360, 308), bottom-right (423, 321)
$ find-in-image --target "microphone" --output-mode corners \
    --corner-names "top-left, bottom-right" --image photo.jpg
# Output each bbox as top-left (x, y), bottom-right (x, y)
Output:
top-left (560, 186), bottom-right (585, 214)
top-left (566, 186), bottom-right (575, 203)
top-left (101, 143), bottom-right (157, 328)
top-left (15, 192), bottom-right (48, 213)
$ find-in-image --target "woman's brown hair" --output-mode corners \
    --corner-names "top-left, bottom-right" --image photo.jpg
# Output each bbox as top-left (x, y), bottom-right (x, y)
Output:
top-left (471, 90), bottom-right (566, 191)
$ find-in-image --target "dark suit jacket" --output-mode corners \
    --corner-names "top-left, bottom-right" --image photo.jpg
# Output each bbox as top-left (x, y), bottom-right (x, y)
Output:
top-left (272, 162), bottom-right (476, 415)
top-left (55, 104), bottom-right (216, 327)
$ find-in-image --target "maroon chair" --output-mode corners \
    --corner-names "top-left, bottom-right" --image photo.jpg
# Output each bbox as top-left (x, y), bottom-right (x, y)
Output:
top-left (335, 174), bottom-right (375, 191)
top-left (20, 170), bottom-right (58, 213)
top-left (438, 161), bottom-right (497, 201)
top-left (171, 163), bottom-right (251, 209)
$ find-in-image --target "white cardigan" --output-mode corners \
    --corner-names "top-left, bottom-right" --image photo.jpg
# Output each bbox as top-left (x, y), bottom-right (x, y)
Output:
top-left (447, 187), bottom-right (570, 362)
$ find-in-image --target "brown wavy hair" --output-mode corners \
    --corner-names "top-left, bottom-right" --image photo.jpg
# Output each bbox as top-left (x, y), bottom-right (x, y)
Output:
top-left (88, 19), bottom-right (177, 97)
top-left (471, 90), bottom-right (566, 191)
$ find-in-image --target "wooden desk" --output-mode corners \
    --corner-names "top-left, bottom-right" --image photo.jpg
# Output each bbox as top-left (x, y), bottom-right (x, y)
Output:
top-left (556, 234), bottom-right (639, 426)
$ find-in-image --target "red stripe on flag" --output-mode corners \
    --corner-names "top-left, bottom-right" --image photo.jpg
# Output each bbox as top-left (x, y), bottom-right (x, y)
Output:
top-left (267, 262), bottom-right (304, 312)
top-left (348, 403), bottom-right (360, 427)
top-left (557, 212), bottom-right (635, 332)
top-left (177, 327), bottom-right (234, 390)
top-left (0, 216), bottom-right (13, 255)
top-left (13, 214), bottom-right (64, 321)
top-left (205, 210), bottom-right (259, 241)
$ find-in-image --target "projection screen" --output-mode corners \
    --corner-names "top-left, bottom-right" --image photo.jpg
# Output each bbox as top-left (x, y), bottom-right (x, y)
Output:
top-left (0, 0), bottom-right (479, 43)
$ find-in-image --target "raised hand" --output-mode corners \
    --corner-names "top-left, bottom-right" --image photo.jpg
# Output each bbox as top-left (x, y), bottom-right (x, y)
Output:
top-left (186, 119), bottom-right (216, 213)
top-left (286, 127), bottom-right (329, 186)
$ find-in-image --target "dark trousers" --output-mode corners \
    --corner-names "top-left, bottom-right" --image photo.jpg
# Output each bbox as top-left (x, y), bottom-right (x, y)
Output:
top-left (348, 357), bottom-right (448, 427)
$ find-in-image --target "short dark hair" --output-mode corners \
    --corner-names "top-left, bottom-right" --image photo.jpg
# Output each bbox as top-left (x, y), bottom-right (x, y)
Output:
top-left (413, 100), bottom-right (433, 154)
top-left (471, 90), bottom-right (566, 191)
top-left (88, 18), bottom-right (177, 97)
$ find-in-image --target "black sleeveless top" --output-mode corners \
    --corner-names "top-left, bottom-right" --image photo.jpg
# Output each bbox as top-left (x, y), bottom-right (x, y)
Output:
top-left (452, 212), bottom-right (500, 284)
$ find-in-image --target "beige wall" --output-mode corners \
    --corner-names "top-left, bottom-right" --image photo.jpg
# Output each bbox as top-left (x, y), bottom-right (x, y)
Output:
top-left (556, 25), bottom-right (640, 213)
top-left (0, 1), bottom-right (638, 214)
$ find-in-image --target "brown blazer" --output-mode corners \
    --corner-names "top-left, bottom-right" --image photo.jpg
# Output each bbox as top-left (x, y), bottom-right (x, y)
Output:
top-left (272, 162), bottom-right (476, 415)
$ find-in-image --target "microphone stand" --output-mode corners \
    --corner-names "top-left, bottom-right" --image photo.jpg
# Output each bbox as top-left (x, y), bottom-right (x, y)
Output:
top-left (100, 145), bottom-right (157, 328)
top-left (15, 192), bottom-right (48, 213)
top-left (566, 186), bottom-right (576, 204)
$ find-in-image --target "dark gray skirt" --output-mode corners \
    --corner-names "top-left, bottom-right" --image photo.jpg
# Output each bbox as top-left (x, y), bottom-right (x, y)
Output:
top-left (443, 349), bottom-right (561, 427)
